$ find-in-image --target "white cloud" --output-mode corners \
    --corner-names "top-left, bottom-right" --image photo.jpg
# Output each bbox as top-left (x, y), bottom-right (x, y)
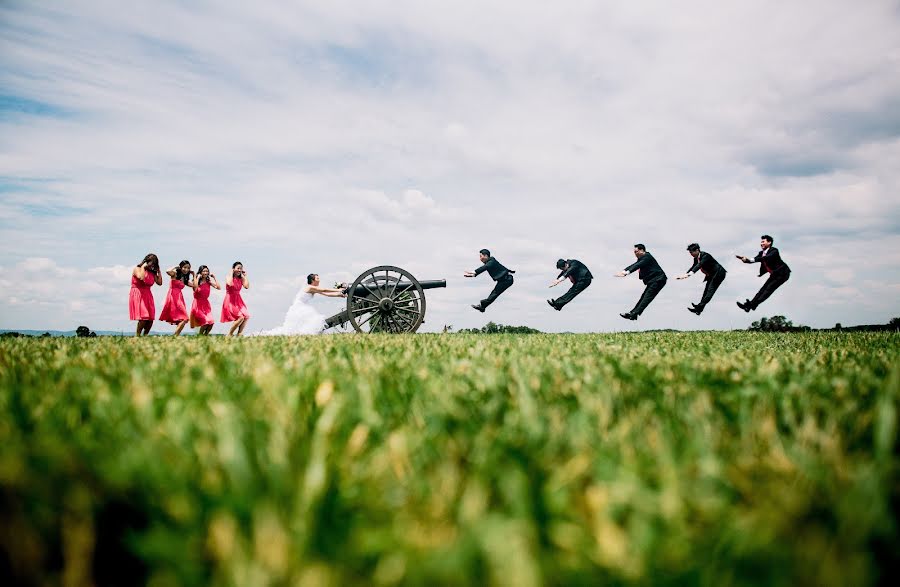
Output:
top-left (1, 0), bottom-right (899, 333)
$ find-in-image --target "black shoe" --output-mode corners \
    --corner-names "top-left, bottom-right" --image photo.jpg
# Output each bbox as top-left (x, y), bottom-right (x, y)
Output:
top-left (620, 312), bottom-right (636, 320)
top-left (547, 299), bottom-right (560, 311)
top-left (688, 306), bottom-right (702, 315)
top-left (471, 304), bottom-right (485, 313)
top-left (736, 300), bottom-right (750, 312)
top-left (690, 302), bottom-right (698, 308)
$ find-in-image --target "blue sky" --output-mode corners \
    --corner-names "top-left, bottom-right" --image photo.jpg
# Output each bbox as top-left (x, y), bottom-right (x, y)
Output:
top-left (1, 0), bottom-right (899, 333)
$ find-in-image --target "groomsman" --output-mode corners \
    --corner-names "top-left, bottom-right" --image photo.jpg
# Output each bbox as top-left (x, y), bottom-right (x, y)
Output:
top-left (676, 243), bottom-right (727, 315)
top-left (548, 258), bottom-right (593, 310)
top-left (615, 244), bottom-right (667, 320)
top-left (464, 249), bottom-right (515, 312)
top-left (736, 235), bottom-right (791, 312)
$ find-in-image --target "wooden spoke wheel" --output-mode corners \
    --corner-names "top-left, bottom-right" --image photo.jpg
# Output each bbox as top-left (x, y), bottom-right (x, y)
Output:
top-left (346, 265), bottom-right (426, 333)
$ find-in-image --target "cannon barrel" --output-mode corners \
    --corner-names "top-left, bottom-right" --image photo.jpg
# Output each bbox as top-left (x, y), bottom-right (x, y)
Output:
top-left (415, 279), bottom-right (446, 290)
top-left (347, 278), bottom-right (445, 297)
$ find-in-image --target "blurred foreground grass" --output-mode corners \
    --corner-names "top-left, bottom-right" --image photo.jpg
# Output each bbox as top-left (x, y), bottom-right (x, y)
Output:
top-left (0, 332), bottom-right (897, 586)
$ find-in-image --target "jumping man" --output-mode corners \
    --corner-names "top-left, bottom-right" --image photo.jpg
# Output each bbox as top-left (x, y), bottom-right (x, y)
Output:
top-left (736, 235), bottom-right (790, 312)
top-left (464, 249), bottom-right (515, 312)
top-left (548, 258), bottom-right (593, 310)
top-left (615, 244), bottom-right (667, 320)
top-left (676, 243), bottom-right (727, 315)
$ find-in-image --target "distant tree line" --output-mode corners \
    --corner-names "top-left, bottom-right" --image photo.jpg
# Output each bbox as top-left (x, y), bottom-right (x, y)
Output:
top-left (748, 316), bottom-right (899, 333)
top-left (0, 326), bottom-right (96, 338)
top-left (748, 315), bottom-right (811, 332)
top-left (454, 322), bottom-right (542, 334)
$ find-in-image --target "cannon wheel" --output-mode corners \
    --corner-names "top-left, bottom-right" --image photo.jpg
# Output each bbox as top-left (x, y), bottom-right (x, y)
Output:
top-left (347, 265), bottom-right (426, 333)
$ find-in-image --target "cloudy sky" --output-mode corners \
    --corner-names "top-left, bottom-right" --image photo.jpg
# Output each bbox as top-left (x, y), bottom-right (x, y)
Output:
top-left (1, 0), bottom-right (898, 334)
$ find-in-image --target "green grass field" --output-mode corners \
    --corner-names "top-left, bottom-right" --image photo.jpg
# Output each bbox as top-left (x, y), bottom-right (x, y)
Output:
top-left (1, 333), bottom-right (897, 586)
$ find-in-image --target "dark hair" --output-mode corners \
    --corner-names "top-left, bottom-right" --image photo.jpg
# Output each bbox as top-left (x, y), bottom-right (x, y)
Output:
top-left (307, 273), bottom-right (317, 284)
top-left (634, 244), bottom-right (646, 251)
top-left (479, 249), bottom-right (491, 257)
top-left (197, 265), bottom-right (210, 284)
top-left (232, 261), bottom-right (243, 269)
top-left (556, 259), bottom-right (567, 270)
top-left (138, 253), bottom-right (159, 275)
top-left (761, 235), bottom-right (773, 243)
top-left (687, 243), bottom-right (700, 252)
top-left (174, 259), bottom-right (191, 285)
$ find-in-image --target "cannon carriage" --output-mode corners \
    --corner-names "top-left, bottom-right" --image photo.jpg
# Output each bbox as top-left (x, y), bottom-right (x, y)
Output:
top-left (324, 265), bottom-right (446, 333)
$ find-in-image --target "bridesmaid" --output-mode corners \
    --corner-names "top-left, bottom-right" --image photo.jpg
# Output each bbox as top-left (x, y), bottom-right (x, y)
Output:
top-left (130, 253), bottom-right (162, 336)
top-left (190, 265), bottom-right (220, 335)
top-left (221, 261), bottom-right (250, 336)
top-left (159, 260), bottom-right (193, 336)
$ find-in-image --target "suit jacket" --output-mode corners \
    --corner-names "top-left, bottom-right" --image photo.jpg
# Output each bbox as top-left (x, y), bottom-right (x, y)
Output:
top-left (750, 247), bottom-right (790, 277)
top-left (474, 257), bottom-right (514, 281)
top-left (625, 252), bottom-right (666, 284)
top-left (687, 251), bottom-right (726, 282)
top-left (558, 259), bottom-right (593, 282)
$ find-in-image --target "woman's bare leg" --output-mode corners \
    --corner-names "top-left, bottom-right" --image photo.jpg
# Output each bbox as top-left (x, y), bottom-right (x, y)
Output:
top-left (174, 320), bottom-right (187, 336)
top-left (228, 320), bottom-right (240, 336)
top-left (142, 320), bottom-right (153, 336)
top-left (236, 317), bottom-right (248, 335)
top-left (135, 321), bottom-right (143, 336)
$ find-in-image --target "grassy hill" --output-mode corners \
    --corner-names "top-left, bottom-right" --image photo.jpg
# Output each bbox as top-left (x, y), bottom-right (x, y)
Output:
top-left (1, 332), bottom-right (897, 585)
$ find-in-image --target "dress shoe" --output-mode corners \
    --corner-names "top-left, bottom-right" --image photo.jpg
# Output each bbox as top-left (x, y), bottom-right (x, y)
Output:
top-left (471, 304), bottom-right (485, 313)
top-left (688, 306), bottom-right (702, 315)
top-left (547, 299), bottom-right (560, 311)
top-left (736, 300), bottom-right (750, 312)
top-left (620, 312), bottom-right (636, 320)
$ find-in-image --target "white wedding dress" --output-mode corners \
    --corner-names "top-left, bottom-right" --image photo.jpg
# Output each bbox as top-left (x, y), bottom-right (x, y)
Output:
top-left (255, 288), bottom-right (327, 335)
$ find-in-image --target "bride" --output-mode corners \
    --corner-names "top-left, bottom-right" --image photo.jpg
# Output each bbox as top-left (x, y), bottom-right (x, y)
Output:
top-left (254, 273), bottom-right (346, 335)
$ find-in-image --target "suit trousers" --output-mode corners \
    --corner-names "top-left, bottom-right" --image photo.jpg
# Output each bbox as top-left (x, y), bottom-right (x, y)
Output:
top-left (554, 277), bottom-right (592, 309)
top-left (750, 270), bottom-right (789, 309)
top-left (696, 270), bottom-right (727, 310)
top-left (480, 274), bottom-right (514, 309)
top-left (631, 277), bottom-right (667, 316)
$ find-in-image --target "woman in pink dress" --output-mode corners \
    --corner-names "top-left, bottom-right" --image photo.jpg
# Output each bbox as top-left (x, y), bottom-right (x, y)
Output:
top-left (221, 261), bottom-right (250, 336)
top-left (159, 260), bottom-right (193, 336)
top-left (129, 253), bottom-right (163, 336)
top-left (190, 265), bottom-right (220, 335)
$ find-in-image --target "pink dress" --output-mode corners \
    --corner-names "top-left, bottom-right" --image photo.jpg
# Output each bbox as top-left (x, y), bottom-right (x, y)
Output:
top-left (129, 271), bottom-right (157, 320)
top-left (190, 282), bottom-right (215, 327)
top-left (159, 279), bottom-right (189, 323)
top-left (221, 277), bottom-right (250, 322)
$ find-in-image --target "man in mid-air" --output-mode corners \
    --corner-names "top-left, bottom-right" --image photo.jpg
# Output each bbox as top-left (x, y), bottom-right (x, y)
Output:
top-left (615, 244), bottom-right (667, 320)
top-left (736, 235), bottom-right (791, 312)
top-left (676, 243), bottom-right (727, 315)
top-left (548, 258), bottom-right (593, 310)
top-left (464, 248), bottom-right (515, 312)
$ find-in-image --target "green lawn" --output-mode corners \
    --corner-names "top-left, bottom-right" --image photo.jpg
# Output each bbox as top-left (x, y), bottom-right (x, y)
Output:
top-left (1, 332), bottom-right (897, 586)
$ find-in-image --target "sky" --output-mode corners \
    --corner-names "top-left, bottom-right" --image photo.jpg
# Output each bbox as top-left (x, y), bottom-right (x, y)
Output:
top-left (1, 0), bottom-right (899, 334)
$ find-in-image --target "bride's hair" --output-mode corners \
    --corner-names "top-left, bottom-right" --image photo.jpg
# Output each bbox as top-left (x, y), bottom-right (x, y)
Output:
top-left (307, 273), bottom-right (317, 284)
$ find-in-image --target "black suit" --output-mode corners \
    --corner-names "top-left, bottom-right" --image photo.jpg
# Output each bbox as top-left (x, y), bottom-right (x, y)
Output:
top-left (473, 257), bottom-right (514, 309)
top-left (552, 259), bottom-right (593, 309)
top-left (624, 252), bottom-right (667, 316)
top-left (688, 251), bottom-right (727, 311)
top-left (744, 247), bottom-right (790, 310)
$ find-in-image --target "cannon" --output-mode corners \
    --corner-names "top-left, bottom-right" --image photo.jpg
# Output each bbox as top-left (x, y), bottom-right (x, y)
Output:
top-left (324, 265), bottom-right (446, 333)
